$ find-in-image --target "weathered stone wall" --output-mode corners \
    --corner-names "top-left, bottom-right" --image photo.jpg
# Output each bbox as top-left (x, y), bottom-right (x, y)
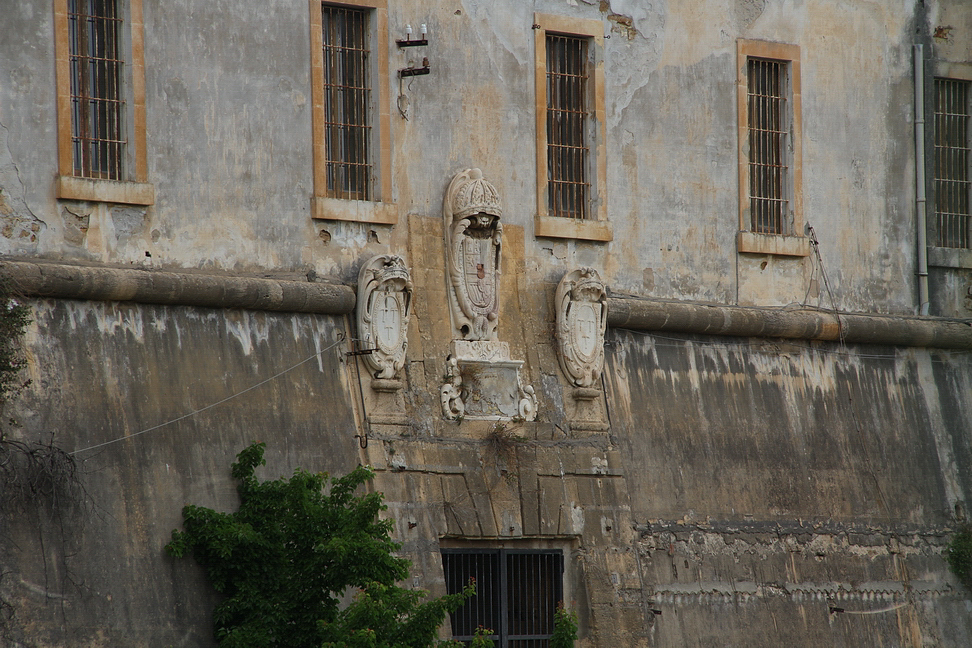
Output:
top-left (605, 330), bottom-right (972, 646)
top-left (1, 0), bottom-right (971, 646)
top-left (1, 299), bottom-right (357, 647)
top-left (3, 0), bottom-right (971, 316)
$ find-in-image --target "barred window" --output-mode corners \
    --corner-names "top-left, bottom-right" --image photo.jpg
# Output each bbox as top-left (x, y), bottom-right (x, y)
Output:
top-left (442, 549), bottom-right (564, 648)
top-left (546, 34), bottom-right (590, 220)
top-left (322, 4), bottom-right (372, 201)
top-left (933, 78), bottom-right (971, 249)
top-left (68, 0), bottom-right (125, 180)
top-left (747, 58), bottom-right (792, 235)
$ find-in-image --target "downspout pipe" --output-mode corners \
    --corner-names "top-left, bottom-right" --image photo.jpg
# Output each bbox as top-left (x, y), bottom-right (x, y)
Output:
top-left (915, 44), bottom-right (930, 316)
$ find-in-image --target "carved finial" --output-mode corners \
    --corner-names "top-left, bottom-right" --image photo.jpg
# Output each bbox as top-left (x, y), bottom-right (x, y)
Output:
top-left (450, 168), bottom-right (502, 220)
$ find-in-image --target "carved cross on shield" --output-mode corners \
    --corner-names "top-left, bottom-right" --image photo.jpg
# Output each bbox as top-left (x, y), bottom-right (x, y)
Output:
top-left (357, 255), bottom-right (412, 382)
top-left (556, 268), bottom-right (608, 388)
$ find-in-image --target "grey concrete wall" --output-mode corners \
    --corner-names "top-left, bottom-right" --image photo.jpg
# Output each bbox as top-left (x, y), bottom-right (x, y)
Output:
top-left (1, 299), bottom-right (357, 647)
top-left (605, 329), bottom-right (972, 646)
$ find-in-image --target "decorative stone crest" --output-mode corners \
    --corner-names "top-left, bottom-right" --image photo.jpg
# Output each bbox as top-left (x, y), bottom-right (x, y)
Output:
top-left (556, 268), bottom-right (608, 389)
top-left (357, 254), bottom-right (412, 383)
top-left (439, 169), bottom-right (537, 422)
top-left (443, 168), bottom-right (503, 341)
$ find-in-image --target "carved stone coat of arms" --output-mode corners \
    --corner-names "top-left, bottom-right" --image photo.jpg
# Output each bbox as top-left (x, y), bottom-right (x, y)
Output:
top-left (443, 168), bottom-right (502, 341)
top-left (556, 268), bottom-right (608, 388)
top-left (356, 254), bottom-right (412, 381)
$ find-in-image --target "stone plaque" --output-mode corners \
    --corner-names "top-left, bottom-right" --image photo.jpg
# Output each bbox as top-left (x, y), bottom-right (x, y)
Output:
top-left (440, 341), bottom-right (538, 422)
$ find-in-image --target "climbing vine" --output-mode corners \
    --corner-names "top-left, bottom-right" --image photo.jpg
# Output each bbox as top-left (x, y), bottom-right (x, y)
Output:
top-left (0, 277), bottom-right (29, 405)
top-left (167, 442), bottom-right (473, 648)
top-left (946, 525), bottom-right (972, 591)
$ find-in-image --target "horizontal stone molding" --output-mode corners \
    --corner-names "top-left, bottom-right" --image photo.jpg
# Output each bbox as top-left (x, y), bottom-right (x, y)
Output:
top-left (0, 259), bottom-right (355, 315)
top-left (607, 295), bottom-right (972, 350)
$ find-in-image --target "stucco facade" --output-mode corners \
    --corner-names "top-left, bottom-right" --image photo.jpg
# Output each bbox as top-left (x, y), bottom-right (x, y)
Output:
top-left (1, 1), bottom-right (971, 646)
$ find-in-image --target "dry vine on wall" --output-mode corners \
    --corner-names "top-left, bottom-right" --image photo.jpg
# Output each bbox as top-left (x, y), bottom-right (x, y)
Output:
top-left (0, 278), bottom-right (89, 643)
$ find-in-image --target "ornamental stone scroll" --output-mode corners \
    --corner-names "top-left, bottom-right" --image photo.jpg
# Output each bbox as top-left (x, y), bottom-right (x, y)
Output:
top-left (556, 267), bottom-right (608, 389)
top-left (443, 168), bottom-right (503, 341)
top-left (356, 254), bottom-right (413, 383)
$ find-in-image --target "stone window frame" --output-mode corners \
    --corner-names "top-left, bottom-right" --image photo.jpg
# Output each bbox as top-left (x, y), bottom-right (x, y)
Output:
top-left (54, 0), bottom-right (154, 205)
top-left (736, 39), bottom-right (808, 257)
top-left (310, 0), bottom-right (395, 224)
top-left (926, 60), bottom-right (972, 270)
top-left (533, 12), bottom-right (612, 243)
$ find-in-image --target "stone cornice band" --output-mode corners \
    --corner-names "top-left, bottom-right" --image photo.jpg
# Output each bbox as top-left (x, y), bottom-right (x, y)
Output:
top-left (0, 259), bottom-right (355, 315)
top-left (2, 260), bottom-right (969, 349)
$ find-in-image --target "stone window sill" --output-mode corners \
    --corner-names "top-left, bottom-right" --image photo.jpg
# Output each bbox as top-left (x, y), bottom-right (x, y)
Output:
top-left (311, 196), bottom-right (397, 225)
top-left (928, 246), bottom-right (972, 269)
top-left (56, 176), bottom-right (155, 205)
top-left (737, 231), bottom-right (810, 257)
top-left (534, 215), bottom-right (613, 242)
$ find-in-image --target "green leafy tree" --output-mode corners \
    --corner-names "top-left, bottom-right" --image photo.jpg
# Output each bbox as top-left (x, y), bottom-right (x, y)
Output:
top-left (167, 442), bottom-right (470, 648)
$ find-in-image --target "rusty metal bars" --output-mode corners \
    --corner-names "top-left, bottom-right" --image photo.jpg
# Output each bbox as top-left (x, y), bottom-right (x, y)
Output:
top-left (933, 78), bottom-right (971, 249)
top-left (442, 550), bottom-right (502, 646)
top-left (747, 58), bottom-right (790, 235)
top-left (505, 551), bottom-right (562, 648)
top-left (322, 4), bottom-right (373, 201)
top-left (441, 549), bottom-right (563, 648)
top-left (546, 34), bottom-right (590, 220)
top-left (68, 0), bottom-right (125, 180)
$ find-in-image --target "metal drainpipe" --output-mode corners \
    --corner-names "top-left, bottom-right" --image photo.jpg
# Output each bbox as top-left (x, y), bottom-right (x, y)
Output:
top-left (915, 44), bottom-right (930, 316)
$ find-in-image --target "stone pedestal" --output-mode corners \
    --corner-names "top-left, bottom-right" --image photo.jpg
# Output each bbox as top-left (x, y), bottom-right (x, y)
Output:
top-left (440, 341), bottom-right (537, 421)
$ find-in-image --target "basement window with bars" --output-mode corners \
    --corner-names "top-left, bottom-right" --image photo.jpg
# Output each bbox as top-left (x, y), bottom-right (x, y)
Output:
top-left (546, 34), bottom-right (590, 220)
top-left (933, 78), bottom-right (971, 249)
top-left (747, 57), bottom-right (792, 235)
top-left (441, 549), bottom-right (564, 648)
top-left (322, 4), bottom-right (373, 201)
top-left (69, 0), bottom-right (125, 180)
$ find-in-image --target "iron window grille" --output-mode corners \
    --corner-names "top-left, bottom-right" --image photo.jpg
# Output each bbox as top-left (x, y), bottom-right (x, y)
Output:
top-left (322, 4), bottom-right (373, 201)
top-left (68, 0), bottom-right (125, 180)
top-left (441, 549), bottom-right (564, 648)
top-left (546, 34), bottom-right (590, 220)
top-left (933, 77), bottom-right (971, 249)
top-left (747, 57), bottom-right (792, 235)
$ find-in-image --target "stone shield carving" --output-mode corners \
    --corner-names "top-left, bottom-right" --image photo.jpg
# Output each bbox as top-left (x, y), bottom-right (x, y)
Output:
top-left (556, 268), bottom-right (607, 388)
top-left (443, 168), bottom-right (502, 341)
top-left (357, 254), bottom-right (412, 380)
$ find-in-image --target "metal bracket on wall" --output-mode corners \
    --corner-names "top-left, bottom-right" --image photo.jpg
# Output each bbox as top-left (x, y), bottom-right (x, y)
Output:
top-left (399, 59), bottom-right (430, 77)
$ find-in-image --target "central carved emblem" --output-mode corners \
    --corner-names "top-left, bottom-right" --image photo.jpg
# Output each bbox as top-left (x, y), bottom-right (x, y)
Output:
top-left (443, 168), bottom-right (502, 340)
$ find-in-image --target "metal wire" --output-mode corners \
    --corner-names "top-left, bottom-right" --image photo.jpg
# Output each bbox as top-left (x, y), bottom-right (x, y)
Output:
top-left (747, 58), bottom-right (790, 235)
top-left (933, 77), bottom-right (971, 248)
top-left (68, 0), bottom-right (125, 180)
top-left (546, 34), bottom-right (590, 220)
top-left (322, 4), bottom-right (373, 200)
